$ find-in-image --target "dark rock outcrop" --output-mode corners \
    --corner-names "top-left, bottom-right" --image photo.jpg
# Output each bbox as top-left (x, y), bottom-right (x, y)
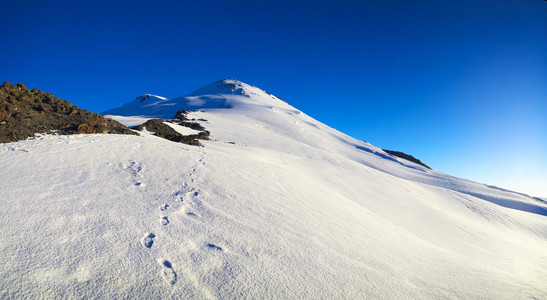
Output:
top-left (134, 118), bottom-right (209, 146)
top-left (383, 149), bottom-right (431, 169)
top-left (172, 110), bottom-right (207, 131)
top-left (0, 82), bottom-right (137, 143)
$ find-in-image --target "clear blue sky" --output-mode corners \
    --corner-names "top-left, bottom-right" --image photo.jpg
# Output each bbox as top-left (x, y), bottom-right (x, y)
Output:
top-left (2, 0), bottom-right (546, 196)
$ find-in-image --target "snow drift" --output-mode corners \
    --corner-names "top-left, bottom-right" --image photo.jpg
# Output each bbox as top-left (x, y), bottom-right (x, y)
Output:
top-left (1, 79), bottom-right (546, 299)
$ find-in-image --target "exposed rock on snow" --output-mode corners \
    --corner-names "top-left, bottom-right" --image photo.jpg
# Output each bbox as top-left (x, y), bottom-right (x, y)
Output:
top-left (171, 109), bottom-right (207, 131)
top-left (137, 94), bottom-right (167, 103)
top-left (0, 82), bottom-right (136, 143)
top-left (383, 149), bottom-right (431, 169)
top-left (133, 115), bottom-right (209, 146)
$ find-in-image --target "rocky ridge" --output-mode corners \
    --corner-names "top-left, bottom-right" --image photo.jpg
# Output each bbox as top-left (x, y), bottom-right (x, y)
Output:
top-left (383, 149), bottom-right (431, 169)
top-left (0, 82), bottom-right (137, 143)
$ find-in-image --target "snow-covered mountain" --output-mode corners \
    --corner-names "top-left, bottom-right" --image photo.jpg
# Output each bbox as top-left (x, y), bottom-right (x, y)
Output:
top-left (103, 79), bottom-right (286, 118)
top-left (1, 79), bottom-right (546, 298)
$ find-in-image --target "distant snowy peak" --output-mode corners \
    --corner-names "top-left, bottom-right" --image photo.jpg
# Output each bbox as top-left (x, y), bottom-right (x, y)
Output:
top-left (189, 79), bottom-right (285, 102)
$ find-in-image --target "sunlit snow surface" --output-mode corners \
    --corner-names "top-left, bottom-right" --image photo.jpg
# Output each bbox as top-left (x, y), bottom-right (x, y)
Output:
top-left (1, 79), bottom-right (546, 298)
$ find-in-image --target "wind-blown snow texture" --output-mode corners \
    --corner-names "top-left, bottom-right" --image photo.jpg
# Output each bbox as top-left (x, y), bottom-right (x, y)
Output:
top-left (1, 79), bottom-right (546, 298)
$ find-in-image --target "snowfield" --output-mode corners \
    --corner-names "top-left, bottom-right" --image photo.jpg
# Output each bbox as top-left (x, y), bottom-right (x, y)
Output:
top-left (1, 79), bottom-right (546, 299)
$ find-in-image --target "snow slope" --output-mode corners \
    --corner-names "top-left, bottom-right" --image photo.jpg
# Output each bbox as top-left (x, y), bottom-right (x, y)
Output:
top-left (1, 79), bottom-right (546, 299)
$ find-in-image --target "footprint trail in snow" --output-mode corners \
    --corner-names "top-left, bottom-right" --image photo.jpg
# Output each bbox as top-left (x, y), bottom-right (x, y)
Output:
top-left (138, 151), bottom-right (218, 287)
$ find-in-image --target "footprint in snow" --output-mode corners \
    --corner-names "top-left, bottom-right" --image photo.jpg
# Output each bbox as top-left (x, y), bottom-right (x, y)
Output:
top-left (186, 212), bottom-right (199, 218)
top-left (141, 233), bottom-right (155, 248)
top-left (160, 216), bottom-right (169, 226)
top-left (129, 161), bottom-right (143, 173)
top-left (160, 260), bottom-right (177, 285)
top-left (206, 243), bottom-right (223, 251)
top-left (174, 191), bottom-right (184, 202)
top-left (159, 204), bottom-right (169, 211)
top-left (126, 161), bottom-right (144, 177)
top-left (174, 190), bottom-right (198, 202)
top-left (185, 191), bottom-right (199, 199)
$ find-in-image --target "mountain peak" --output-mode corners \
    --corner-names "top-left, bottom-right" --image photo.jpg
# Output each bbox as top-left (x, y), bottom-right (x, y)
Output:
top-left (188, 79), bottom-right (284, 102)
top-left (187, 79), bottom-right (250, 96)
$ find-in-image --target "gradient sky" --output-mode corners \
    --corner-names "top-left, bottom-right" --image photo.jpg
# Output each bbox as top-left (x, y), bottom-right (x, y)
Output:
top-left (2, 0), bottom-right (546, 196)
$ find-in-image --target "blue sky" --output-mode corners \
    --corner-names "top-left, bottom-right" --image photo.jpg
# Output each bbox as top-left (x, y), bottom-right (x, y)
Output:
top-left (2, 0), bottom-right (546, 196)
